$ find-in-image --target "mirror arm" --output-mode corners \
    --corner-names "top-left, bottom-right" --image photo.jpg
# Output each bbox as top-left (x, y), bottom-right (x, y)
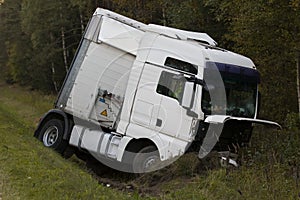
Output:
top-left (189, 82), bottom-right (196, 108)
top-left (186, 76), bottom-right (205, 86)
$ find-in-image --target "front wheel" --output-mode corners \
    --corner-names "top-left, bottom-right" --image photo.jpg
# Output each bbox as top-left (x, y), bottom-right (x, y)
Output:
top-left (38, 119), bottom-right (67, 154)
top-left (133, 146), bottom-right (160, 173)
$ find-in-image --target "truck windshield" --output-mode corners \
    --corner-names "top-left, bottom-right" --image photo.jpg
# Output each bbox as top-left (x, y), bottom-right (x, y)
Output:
top-left (201, 62), bottom-right (259, 118)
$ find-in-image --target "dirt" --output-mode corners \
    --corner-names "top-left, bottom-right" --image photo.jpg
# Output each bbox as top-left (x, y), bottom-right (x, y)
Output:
top-left (82, 152), bottom-right (226, 197)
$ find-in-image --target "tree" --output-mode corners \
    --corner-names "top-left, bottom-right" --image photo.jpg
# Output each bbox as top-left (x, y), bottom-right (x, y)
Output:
top-left (0, 0), bottom-right (32, 84)
top-left (205, 0), bottom-right (300, 121)
top-left (166, 0), bottom-right (226, 43)
top-left (70, 0), bottom-right (104, 33)
top-left (0, 3), bottom-right (8, 80)
top-left (110, 0), bottom-right (165, 24)
top-left (21, 0), bottom-right (83, 91)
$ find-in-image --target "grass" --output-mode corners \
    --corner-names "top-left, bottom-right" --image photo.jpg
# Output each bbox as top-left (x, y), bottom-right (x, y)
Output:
top-left (0, 82), bottom-right (299, 199)
top-left (0, 83), bottom-right (145, 200)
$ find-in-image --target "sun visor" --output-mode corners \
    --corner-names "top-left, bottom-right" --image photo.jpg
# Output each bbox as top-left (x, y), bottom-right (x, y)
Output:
top-left (206, 62), bottom-right (260, 83)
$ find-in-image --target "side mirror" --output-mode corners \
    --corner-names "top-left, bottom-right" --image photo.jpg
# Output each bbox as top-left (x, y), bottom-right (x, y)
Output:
top-left (181, 82), bottom-right (198, 118)
top-left (181, 82), bottom-right (194, 109)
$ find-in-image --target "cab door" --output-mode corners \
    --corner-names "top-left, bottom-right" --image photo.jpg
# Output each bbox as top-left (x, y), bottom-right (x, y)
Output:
top-left (130, 59), bottom-right (201, 142)
top-left (156, 69), bottom-right (198, 141)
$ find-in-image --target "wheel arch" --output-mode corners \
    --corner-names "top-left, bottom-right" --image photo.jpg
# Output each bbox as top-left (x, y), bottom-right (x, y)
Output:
top-left (118, 137), bottom-right (161, 162)
top-left (34, 109), bottom-right (73, 140)
top-left (125, 138), bottom-right (158, 153)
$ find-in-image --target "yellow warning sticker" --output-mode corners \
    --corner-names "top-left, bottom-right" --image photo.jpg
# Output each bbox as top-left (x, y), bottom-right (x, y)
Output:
top-left (100, 110), bottom-right (108, 117)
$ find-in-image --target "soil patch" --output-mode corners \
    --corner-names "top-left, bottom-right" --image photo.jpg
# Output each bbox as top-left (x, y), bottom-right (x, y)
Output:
top-left (83, 151), bottom-right (226, 197)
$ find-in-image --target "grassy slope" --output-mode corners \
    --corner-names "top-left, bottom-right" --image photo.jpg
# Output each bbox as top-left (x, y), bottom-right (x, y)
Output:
top-left (0, 83), bottom-right (144, 200)
top-left (0, 82), bottom-right (299, 199)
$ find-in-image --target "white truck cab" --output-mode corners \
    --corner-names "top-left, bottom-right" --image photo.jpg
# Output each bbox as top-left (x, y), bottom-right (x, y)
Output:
top-left (34, 8), bottom-right (280, 173)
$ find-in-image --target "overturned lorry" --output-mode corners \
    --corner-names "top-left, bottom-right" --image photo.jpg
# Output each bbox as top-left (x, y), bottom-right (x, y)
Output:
top-left (34, 8), bottom-right (280, 173)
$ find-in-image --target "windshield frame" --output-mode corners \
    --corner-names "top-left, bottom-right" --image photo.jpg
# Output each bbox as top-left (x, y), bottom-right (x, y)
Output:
top-left (201, 62), bottom-right (260, 119)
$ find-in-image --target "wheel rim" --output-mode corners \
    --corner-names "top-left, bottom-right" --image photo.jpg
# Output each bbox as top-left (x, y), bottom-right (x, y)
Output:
top-left (43, 126), bottom-right (59, 147)
top-left (142, 155), bottom-right (159, 171)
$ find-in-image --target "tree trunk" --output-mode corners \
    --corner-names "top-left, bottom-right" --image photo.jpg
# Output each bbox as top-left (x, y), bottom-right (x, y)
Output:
top-left (61, 26), bottom-right (68, 72)
top-left (49, 32), bottom-right (58, 93)
top-left (59, 3), bottom-right (68, 72)
top-left (51, 62), bottom-right (58, 92)
top-left (296, 51), bottom-right (300, 119)
top-left (162, 7), bottom-right (166, 26)
top-left (80, 12), bottom-right (85, 34)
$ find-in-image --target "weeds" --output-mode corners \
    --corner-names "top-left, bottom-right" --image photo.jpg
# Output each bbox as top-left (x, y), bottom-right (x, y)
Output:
top-left (0, 83), bottom-right (142, 200)
top-left (0, 82), bottom-right (300, 199)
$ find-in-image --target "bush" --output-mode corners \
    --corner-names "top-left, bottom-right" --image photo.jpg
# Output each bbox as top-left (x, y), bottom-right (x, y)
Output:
top-left (284, 112), bottom-right (300, 131)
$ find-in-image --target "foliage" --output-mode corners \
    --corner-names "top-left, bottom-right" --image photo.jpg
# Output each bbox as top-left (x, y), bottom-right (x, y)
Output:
top-left (205, 0), bottom-right (300, 121)
top-left (1, 1), bottom-right (300, 198)
top-left (0, 0), bottom-right (84, 91)
top-left (0, 0), bottom-right (299, 117)
top-left (165, 0), bottom-right (226, 43)
top-left (0, 1), bottom-right (26, 84)
top-left (284, 112), bottom-right (300, 131)
top-left (109, 0), bottom-right (164, 24)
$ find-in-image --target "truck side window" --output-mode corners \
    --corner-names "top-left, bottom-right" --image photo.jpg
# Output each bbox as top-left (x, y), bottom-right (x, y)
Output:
top-left (164, 57), bottom-right (198, 75)
top-left (156, 71), bottom-right (185, 102)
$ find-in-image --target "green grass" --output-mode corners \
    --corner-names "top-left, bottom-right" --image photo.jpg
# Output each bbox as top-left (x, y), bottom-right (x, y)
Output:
top-left (0, 83), bottom-right (145, 200)
top-left (161, 165), bottom-right (298, 200)
top-left (0, 82), bottom-right (299, 199)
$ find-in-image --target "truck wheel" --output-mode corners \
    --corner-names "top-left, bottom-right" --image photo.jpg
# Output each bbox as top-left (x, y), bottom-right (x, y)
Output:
top-left (38, 119), bottom-right (67, 154)
top-left (133, 146), bottom-right (160, 173)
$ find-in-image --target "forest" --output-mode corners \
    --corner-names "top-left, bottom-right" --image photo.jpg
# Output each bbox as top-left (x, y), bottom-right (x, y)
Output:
top-left (1, 1), bottom-right (300, 199)
top-left (0, 0), bottom-right (300, 123)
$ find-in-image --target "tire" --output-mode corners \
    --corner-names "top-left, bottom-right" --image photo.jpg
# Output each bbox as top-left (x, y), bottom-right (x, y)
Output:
top-left (38, 119), bottom-right (68, 154)
top-left (132, 146), bottom-right (160, 173)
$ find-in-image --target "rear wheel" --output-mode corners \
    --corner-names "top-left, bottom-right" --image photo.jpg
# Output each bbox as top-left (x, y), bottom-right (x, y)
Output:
top-left (38, 119), bottom-right (68, 154)
top-left (133, 146), bottom-right (160, 173)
